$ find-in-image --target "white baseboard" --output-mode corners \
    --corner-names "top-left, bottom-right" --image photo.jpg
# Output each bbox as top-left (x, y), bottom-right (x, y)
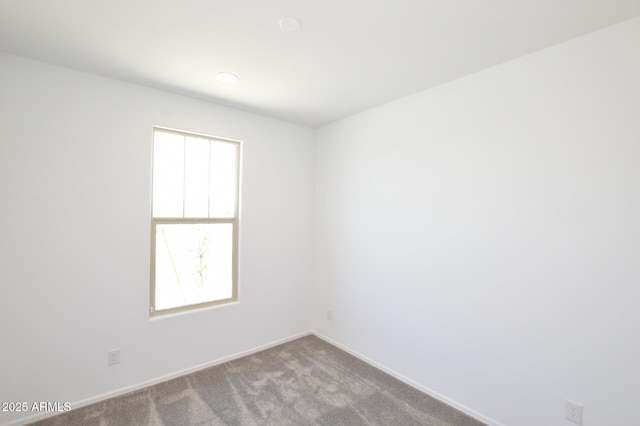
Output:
top-left (4, 331), bottom-right (311, 426)
top-left (6, 330), bottom-right (502, 426)
top-left (312, 331), bottom-right (504, 426)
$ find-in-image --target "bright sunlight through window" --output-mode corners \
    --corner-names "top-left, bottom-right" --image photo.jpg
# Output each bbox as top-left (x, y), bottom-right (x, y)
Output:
top-left (150, 127), bottom-right (240, 316)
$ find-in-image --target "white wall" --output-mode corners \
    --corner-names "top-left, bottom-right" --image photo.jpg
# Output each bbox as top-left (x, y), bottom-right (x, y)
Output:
top-left (0, 53), bottom-right (315, 425)
top-left (314, 16), bottom-right (640, 426)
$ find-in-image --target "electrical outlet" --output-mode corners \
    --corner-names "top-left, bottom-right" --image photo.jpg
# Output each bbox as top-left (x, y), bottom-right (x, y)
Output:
top-left (107, 349), bottom-right (120, 366)
top-left (327, 309), bottom-right (333, 320)
top-left (565, 400), bottom-right (583, 425)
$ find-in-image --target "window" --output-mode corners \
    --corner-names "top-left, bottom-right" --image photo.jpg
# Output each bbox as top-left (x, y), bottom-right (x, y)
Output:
top-left (150, 127), bottom-right (240, 316)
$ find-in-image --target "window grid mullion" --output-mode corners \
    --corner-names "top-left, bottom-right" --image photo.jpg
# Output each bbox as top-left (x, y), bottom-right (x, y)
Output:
top-left (207, 139), bottom-right (212, 219)
top-left (182, 135), bottom-right (186, 218)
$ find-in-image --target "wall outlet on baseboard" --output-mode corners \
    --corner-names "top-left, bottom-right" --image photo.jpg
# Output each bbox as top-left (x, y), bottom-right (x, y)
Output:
top-left (565, 400), bottom-right (583, 424)
top-left (107, 349), bottom-right (120, 366)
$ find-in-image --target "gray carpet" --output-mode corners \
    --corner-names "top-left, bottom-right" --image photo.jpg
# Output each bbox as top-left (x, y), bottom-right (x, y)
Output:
top-left (30, 335), bottom-right (487, 426)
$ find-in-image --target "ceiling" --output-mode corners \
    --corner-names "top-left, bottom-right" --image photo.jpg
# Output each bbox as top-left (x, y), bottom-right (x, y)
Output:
top-left (1, 0), bottom-right (640, 127)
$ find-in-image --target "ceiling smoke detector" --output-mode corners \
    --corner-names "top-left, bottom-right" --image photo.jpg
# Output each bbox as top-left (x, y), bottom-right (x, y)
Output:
top-left (216, 72), bottom-right (239, 84)
top-left (278, 16), bottom-right (302, 32)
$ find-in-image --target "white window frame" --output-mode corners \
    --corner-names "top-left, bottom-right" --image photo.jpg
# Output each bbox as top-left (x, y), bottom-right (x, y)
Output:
top-left (149, 127), bottom-right (240, 316)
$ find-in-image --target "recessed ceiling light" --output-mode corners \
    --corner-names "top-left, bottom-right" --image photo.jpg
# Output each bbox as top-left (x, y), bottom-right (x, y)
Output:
top-left (216, 72), bottom-right (239, 84)
top-left (278, 16), bottom-right (302, 32)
